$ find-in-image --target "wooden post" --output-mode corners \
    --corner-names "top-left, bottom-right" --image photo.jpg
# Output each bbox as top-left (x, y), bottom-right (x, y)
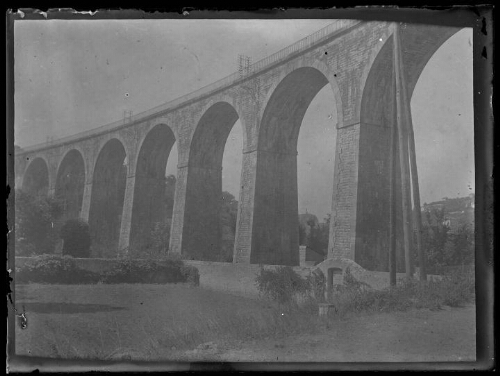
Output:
top-left (389, 68), bottom-right (398, 287)
top-left (392, 23), bottom-right (413, 280)
top-left (400, 74), bottom-right (426, 281)
top-left (408, 135), bottom-right (426, 280)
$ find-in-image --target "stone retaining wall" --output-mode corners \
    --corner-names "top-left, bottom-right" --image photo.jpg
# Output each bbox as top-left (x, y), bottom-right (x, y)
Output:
top-left (14, 257), bottom-right (314, 298)
top-left (14, 257), bottom-right (443, 297)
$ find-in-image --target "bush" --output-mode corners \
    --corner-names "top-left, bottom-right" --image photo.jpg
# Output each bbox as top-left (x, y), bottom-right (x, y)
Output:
top-left (15, 254), bottom-right (101, 284)
top-left (101, 258), bottom-right (199, 285)
top-left (328, 269), bottom-right (475, 317)
top-left (417, 209), bottom-right (475, 274)
top-left (180, 264), bottom-right (200, 286)
top-left (15, 252), bottom-right (200, 286)
top-left (306, 269), bottom-right (326, 302)
top-left (60, 219), bottom-right (91, 258)
top-left (255, 266), bottom-right (311, 305)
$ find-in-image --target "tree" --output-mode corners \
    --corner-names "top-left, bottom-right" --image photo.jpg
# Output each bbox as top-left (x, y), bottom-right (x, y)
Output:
top-left (299, 214), bottom-right (330, 256)
top-left (418, 208), bottom-right (450, 273)
top-left (417, 204), bottom-right (475, 274)
top-left (299, 223), bottom-right (307, 245)
top-left (60, 219), bottom-right (91, 258)
top-left (164, 174), bottom-right (176, 219)
top-left (220, 191), bottom-right (239, 262)
top-left (443, 223), bottom-right (475, 267)
top-left (15, 189), bottom-right (61, 256)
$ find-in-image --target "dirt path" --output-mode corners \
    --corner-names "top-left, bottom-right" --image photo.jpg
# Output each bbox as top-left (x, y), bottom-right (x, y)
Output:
top-left (183, 305), bottom-right (476, 363)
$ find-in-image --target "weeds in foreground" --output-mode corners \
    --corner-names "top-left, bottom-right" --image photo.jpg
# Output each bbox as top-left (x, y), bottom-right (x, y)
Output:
top-left (327, 268), bottom-right (475, 316)
top-left (255, 265), bottom-right (475, 318)
top-left (17, 268), bottom-right (475, 361)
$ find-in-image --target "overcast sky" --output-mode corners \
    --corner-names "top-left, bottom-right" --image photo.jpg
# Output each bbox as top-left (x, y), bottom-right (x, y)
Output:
top-left (14, 19), bottom-right (474, 220)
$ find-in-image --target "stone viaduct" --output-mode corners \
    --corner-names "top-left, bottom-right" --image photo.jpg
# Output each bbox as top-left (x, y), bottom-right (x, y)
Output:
top-left (14, 20), bottom-right (461, 271)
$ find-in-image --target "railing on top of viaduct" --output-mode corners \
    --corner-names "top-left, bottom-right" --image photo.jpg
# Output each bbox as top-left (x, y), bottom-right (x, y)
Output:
top-left (18, 19), bottom-right (362, 154)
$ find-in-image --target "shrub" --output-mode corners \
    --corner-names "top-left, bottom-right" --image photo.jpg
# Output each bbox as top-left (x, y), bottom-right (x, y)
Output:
top-left (328, 269), bottom-right (475, 317)
top-left (60, 219), bottom-right (91, 258)
top-left (180, 264), bottom-right (200, 286)
top-left (417, 208), bottom-right (475, 274)
top-left (101, 258), bottom-right (199, 285)
top-left (15, 254), bottom-right (101, 284)
top-left (306, 269), bottom-right (326, 302)
top-left (255, 266), bottom-right (311, 305)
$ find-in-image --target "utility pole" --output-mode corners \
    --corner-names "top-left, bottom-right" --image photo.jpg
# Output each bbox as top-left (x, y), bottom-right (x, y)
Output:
top-left (392, 22), bottom-right (414, 280)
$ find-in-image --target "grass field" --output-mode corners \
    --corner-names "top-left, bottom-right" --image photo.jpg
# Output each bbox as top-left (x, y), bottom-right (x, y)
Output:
top-left (13, 278), bottom-right (476, 363)
top-left (14, 283), bottom-right (325, 361)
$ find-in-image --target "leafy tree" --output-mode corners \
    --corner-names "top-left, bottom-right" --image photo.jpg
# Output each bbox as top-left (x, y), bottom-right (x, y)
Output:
top-left (443, 223), bottom-right (475, 267)
top-left (60, 219), bottom-right (91, 258)
top-left (418, 208), bottom-right (450, 273)
top-left (145, 220), bottom-right (171, 258)
top-left (164, 174), bottom-right (176, 219)
top-left (219, 191), bottom-right (238, 262)
top-left (298, 223), bottom-right (307, 245)
top-left (299, 214), bottom-right (330, 256)
top-left (46, 196), bottom-right (65, 221)
top-left (15, 189), bottom-right (61, 256)
top-left (416, 207), bottom-right (474, 273)
top-left (309, 214), bottom-right (330, 256)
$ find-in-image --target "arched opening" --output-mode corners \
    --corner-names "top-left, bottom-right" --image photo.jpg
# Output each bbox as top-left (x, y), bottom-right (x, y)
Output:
top-left (88, 139), bottom-right (127, 258)
top-left (129, 124), bottom-right (177, 257)
top-left (221, 120), bottom-right (244, 262)
top-left (55, 149), bottom-right (85, 221)
top-left (409, 29), bottom-right (474, 274)
top-left (297, 85), bottom-right (337, 264)
top-left (253, 67), bottom-right (338, 265)
top-left (183, 102), bottom-right (240, 261)
top-left (22, 157), bottom-right (49, 199)
top-left (357, 25), bottom-right (469, 272)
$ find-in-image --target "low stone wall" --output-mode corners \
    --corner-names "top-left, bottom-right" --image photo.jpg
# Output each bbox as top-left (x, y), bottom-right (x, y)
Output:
top-left (14, 257), bottom-right (443, 297)
top-left (183, 260), bottom-right (314, 297)
top-left (14, 257), bottom-right (314, 298)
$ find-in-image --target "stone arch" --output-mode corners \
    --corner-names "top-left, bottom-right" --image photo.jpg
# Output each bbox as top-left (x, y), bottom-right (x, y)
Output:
top-left (56, 146), bottom-right (88, 179)
top-left (88, 138), bottom-right (127, 257)
top-left (188, 96), bottom-right (247, 153)
top-left (360, 24), bottom-right (461, 125)
top-left (22, 157), bottom-right (50, 198)
top-left (93, 133), bottom-right (131, 171)
top-left (351, 24), bottom-right (462, 271)
top-left (258, 59), bottom-right (343, 131)
top-left (182, 101), bottom-right (242, 260)
top-left (251, 66), bottom-right (340, 265)
top-left (129, 123), bottom-right (177, 254)
top-left (54, 149), bottom-right (86, 221)
top-left (147, 118), bottom-right (180, 147)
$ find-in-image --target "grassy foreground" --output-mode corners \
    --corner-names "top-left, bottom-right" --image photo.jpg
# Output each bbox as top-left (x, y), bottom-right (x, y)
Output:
top-left (14, 269), bottom-right (475, 361)
top-left (15, 283), bottom-right (326, 361)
